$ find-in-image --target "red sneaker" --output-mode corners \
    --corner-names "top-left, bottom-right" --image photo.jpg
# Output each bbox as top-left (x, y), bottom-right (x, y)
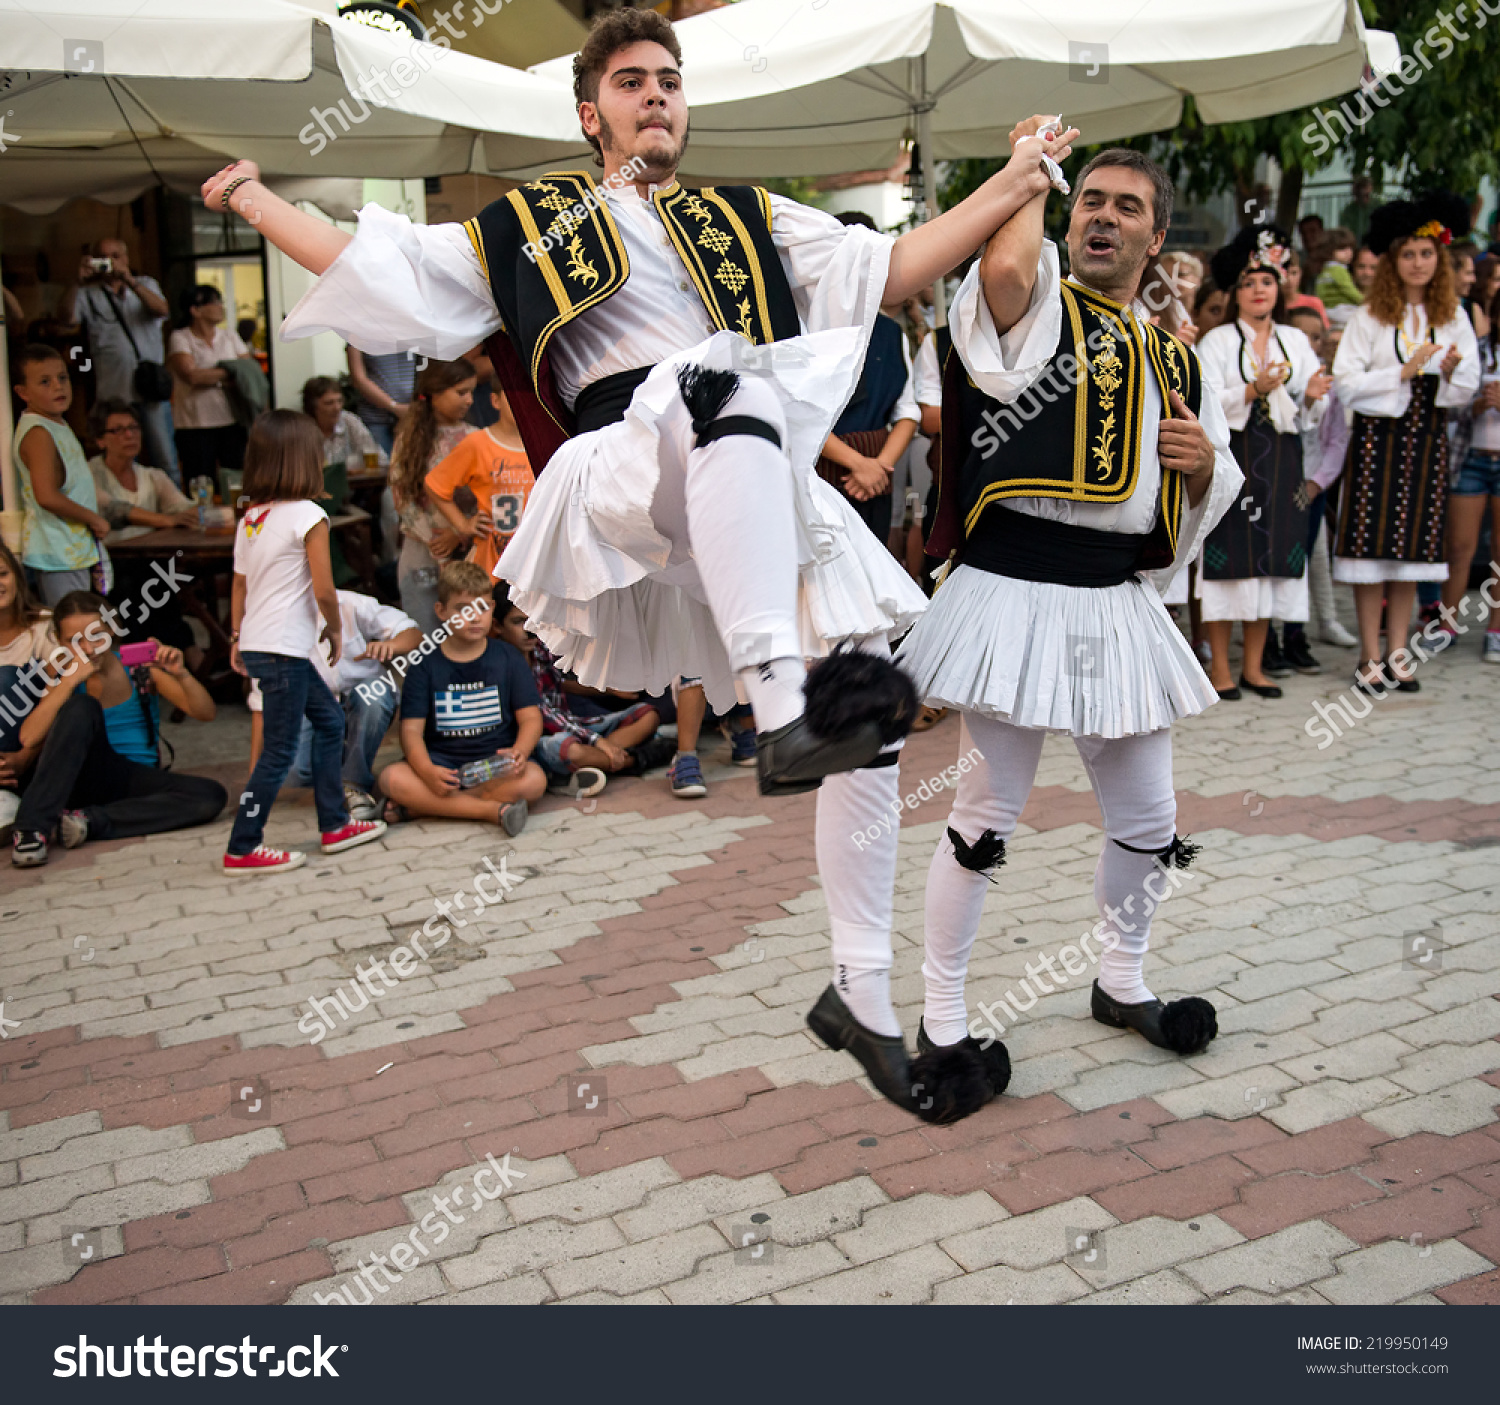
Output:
top-left (321, 818), bottom-right (388, 854)
top-left (223, 845), bottom-right (306, 874)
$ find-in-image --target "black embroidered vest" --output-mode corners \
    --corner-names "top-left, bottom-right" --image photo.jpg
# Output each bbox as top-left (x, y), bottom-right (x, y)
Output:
top-left (928, 279), bottom-right (1202, 569)
top-left (463, 172), bottom-right (800, 470)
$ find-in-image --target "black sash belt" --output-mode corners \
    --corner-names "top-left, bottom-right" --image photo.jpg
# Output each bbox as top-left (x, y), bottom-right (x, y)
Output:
top-left (963, 506), bottom-right (1145, 588)
top-left (572, 365), bottom-right (657, 434)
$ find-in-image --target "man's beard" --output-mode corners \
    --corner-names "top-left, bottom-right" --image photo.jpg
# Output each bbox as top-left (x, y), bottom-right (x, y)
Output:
top-left (598, 112), bottom-right (690, 175)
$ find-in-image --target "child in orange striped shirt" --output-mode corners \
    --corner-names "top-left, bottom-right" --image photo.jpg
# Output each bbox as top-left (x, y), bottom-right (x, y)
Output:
top-left (426, 386), bottom-right (533, 578)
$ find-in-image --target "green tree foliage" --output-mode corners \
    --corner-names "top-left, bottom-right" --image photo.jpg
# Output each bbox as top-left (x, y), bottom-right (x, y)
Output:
top-left (939, 3), bottom-right (1500, 226)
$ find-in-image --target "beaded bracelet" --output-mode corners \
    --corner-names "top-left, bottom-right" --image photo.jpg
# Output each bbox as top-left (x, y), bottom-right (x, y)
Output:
top-left (220, 175), bottom-right (252, 212)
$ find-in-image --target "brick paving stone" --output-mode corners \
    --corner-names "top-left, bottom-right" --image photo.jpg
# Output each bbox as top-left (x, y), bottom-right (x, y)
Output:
top-left (544, 1223), bottom-right (725, 1299)
top-left (1232, 1117), bottom-right (1391, 1177)
top-left (1085, 1153), bottom-right (1254, 1223)
top-left (1133, 1115), bottom-right (1287, 1170)
top-left (931, 1261), bottom-right (1091, 1305)
top-left (1178, 1220), bottom-right (1360, 1295)
top-left (1434, 1267), bottom-right (1500, 1304)
top-left (661, 1239), bottom-right (851, 1305)
top-left (1066, 1214), bottom-right (1244, 1291)
top-left (941, 1196), bottom-right (1117, 1273)
top-left (1070, 1267), bottom-right (1205, 1304)
top-left (1326, 1176), bottom-right (1490, 1247)
top-left (832, 1191), bottom-right (1008, 1265)
top-left (1219, 1172), bottom-right (1382, 1240)
top-left (1313, 1239), bottom-right (1495, 1304)
top-left (774, 1243), bottom-right (963, 1304)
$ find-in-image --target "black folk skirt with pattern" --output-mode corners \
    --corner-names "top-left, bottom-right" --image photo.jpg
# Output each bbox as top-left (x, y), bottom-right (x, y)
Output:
top-left (1333, 376), bottom-right (1447, 565)
top-left (1202, 399), bottom-right (1309, 580)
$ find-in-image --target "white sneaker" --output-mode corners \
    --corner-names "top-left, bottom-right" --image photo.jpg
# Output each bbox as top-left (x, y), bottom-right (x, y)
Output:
top-left (1320, 619), bottom-right (1358, 648)
top-left (1484, 632), bottom-right (1500, 665)
top-left (344, 785), bottom-right (379, 822)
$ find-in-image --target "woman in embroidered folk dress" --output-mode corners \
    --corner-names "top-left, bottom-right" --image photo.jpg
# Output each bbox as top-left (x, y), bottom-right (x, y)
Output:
top-left (1196, 226), bottom-right (1332, 700)
top-left (1322, 194), bottom-right (1480, 695)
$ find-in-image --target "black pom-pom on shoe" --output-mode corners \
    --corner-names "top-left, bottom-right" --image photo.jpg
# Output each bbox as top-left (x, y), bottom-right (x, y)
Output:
top-left (1158, 997), bottom-right (1218, 1055)
top-left (908, 1043), bottom-right (994, 1126)
top-left (803, 645), bottom-right (919, 747)
top-left (1090, 980), bottom-right (1217, 1056)
top-left (917, 1018), bottom-right (1011, 1097)
top-left (756, 648), bottom-right (919, 795)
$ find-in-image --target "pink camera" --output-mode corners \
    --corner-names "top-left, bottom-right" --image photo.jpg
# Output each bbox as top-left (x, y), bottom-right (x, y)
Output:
top-left (118, 641), bottom-right (158, 668)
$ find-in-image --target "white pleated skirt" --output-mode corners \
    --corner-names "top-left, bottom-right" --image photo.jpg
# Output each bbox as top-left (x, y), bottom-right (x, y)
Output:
top-left (895, 564), bottom-right (1219, 739)
top-left (497, 330), bottom-right (928, 711)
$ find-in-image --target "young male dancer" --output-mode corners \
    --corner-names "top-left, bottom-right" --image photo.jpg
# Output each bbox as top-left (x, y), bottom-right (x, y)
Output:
top-left (201, 11), bottom-right (1075, 1120)
top-left (900, 128), bottom-right (1244, 1079)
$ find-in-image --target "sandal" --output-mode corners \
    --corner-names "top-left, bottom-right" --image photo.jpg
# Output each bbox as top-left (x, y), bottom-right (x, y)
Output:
top-left (381, 798), bottom-right (410, 825)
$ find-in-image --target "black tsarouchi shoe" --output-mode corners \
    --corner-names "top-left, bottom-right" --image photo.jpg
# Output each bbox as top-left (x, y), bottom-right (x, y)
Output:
top-left (917, 1018), bottom-right (1012, 1100)
top-left (1090, 979), bottom-right (1218, 1055)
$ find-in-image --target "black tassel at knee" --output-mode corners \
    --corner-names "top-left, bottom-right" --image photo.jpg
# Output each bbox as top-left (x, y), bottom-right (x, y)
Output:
top-left (676, 365), bottom-right (740, 438)
top-left (949, 826), bottom-right (1006, 876)
top-left (1112, 833), bottom-right (1199, 869)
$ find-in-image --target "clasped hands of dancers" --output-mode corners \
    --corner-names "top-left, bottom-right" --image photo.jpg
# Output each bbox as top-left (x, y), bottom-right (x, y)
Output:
top-left (205, 8), bottom-right (1232, 1131)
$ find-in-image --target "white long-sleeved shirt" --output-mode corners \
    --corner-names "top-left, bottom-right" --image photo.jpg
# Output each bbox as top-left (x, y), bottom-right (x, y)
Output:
top-left (1196, 319), bottom-right (1328, 434)
top-left (281, 184), bottom-right (892, 412)
top-left (948, 242), bottom-right (1242, 584)
top-left (913, 332), bottom-right (942, 408)
top-left (1332, 300), bottom-right (1480, 421)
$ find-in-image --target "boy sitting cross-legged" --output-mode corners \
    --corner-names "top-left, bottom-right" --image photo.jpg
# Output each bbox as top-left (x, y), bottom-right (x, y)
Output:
top-left (378, 560), bottom-right (546, 834)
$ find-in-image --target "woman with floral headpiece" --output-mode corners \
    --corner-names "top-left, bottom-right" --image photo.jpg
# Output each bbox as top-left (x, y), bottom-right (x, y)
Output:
top-left (1194, 225), bottom-right (1333, 699)
top-left (1319, 194), bottom-right (1480, 695)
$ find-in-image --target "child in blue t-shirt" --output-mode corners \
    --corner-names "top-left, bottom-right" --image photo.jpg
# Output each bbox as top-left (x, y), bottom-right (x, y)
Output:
top-left (381, 560), bottom-right (545, 835)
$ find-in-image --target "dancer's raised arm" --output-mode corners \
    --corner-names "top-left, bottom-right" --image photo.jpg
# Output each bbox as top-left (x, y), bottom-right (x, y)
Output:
top-left (883, 118), bottom-right (1076, 310)
top-left (974, 116), bottom-right (1065, 335)
top-left (203, 161), bottom-right (352, 276)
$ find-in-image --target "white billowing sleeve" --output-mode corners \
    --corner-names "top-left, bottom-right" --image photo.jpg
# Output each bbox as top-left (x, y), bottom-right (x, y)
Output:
top-left (950, 242), bottom-right (1064, 404)
top-left (1286, 327), bottom-right (1330, 432)
top-left (1333, 306), bottom-right (1405, 415)
top-left (1145, 366), bottom-right (1245, 596)
top-left (768, 193), bottom-right (893, 342)
top-left (1436, 311), bottom-right (1482, 407)
top-left (280, 204), bottom-right (502, 360)
top-left (1195, 325), bottom-right (1250, 429)
top-left (890, 335), bottom-right (919, 426)
top-left (913, 333), bottom-right (941, 406)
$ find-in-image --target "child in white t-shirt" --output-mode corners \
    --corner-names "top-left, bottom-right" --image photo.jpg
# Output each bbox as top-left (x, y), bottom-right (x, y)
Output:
top-left (225, 410), bottom-right (386, 873)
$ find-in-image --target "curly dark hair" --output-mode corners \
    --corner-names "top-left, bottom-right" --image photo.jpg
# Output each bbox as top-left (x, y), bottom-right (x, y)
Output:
top-left (572, 7), bottom-right (682, 167)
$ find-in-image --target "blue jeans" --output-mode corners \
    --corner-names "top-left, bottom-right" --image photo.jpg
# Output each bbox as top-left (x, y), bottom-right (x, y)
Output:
top-left (138, 399), bottom-right (181, 488)
top-left (286, 682), bottom-right (397, 792)
top-left (230, 652), bottom-right (347, 854)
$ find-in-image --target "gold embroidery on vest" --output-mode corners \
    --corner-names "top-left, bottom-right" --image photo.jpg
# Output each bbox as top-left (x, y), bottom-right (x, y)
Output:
top-left (1090, 327), bottom-right (1122, 480)
top-left (715, 261), bottom-right (749, 296)
top-left (735, 298), bottom-right (754, 339)
top-left (563, 234), bottom-right (599, 288)
top-left (698, 225), bottom-right (733, 256)
top-left (681, 195), bottom-right (712, 224)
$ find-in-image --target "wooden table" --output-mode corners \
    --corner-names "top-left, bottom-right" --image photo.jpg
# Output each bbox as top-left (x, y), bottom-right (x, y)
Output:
top-left (108, 510), bottom-right (374, 687)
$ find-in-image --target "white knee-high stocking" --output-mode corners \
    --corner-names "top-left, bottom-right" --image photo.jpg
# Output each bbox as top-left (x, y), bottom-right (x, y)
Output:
top-left (921, 716), bottom-right (1045, 1046)
top-left (1075, 729), bottom-right (1178, 1006)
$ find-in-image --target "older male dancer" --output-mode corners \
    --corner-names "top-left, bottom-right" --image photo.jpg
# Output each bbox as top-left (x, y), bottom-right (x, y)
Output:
top-left (202, 10), bottom-right (1076, 1121)
top-left (899, 131), bottom-right (1244, 1082)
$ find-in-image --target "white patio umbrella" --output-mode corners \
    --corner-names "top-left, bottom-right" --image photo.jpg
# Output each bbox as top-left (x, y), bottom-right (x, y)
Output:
top-left (0, 0), bottom-right (581, 538)
top-left (527, 0), bottom-right (1398, 197)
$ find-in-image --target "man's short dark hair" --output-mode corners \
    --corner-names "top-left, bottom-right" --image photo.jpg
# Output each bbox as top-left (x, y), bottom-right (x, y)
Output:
top-left (1075, 149), bottom-right (1174, 233)
top-left (572, 8), bottom-right (682, 165)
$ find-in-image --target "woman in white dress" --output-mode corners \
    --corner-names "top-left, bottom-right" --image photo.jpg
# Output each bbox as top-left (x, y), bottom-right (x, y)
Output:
top-left (1323, 194), bottom-right (1480, 694)
top-left (1195, 225), bottom-right (1332, 699)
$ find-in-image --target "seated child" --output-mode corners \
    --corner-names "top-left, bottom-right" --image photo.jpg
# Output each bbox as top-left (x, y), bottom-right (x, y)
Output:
top-left (491, 585), bottom-right (669, 797)
top-left (12, 590), bottom-right (225, 866)
top-left (379, 560), bottom-right (545, 833)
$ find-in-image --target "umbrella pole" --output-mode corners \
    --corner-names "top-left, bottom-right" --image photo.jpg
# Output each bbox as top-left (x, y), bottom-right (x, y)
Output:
top-left (913, 61), bottom-right (946, 327)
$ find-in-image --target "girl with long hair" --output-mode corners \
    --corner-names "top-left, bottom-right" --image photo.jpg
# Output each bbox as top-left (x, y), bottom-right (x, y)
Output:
top-left (388, 358), bottom-right (475, 631)
top-left (1325, 194), bottom-right (1481, 694)
top-left (226, 410), bottom-right (386, 873)
top-left (1195, 225), bottom-right (1333, 698)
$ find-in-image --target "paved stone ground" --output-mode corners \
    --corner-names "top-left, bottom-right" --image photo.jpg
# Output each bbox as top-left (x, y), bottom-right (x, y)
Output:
top-left (2, 619), bottom-right (1498, 1307)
